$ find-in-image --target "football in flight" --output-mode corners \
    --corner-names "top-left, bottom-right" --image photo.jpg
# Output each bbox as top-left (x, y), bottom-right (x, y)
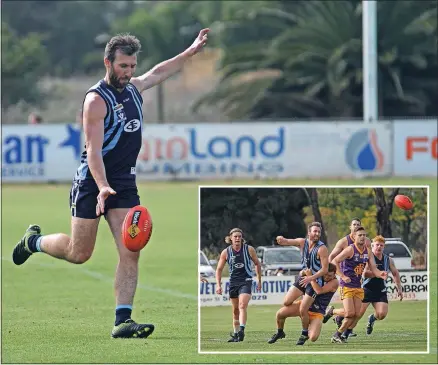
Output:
top-left (394, 194), bottom-right (414, 211)
top-left (122, 205), bottom-right (153, 252)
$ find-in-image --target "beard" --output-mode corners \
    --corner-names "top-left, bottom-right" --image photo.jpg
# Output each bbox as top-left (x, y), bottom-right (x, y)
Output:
top-left (109, 67), bottom-right (129, 89)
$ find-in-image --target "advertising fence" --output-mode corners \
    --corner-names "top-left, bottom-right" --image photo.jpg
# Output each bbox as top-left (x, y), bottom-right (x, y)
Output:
top-left (3, 120), bottom-right (436, 183)
top-left (393, 120), bottom-right (437, 177)
top-left (199, 272), bottom-right (428, 307)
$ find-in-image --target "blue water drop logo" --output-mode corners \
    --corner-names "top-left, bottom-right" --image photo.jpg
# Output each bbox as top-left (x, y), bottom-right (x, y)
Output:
top-left (356, 144), bottom-right (377, 171)
top-left (345, 129), bottom-right (382, 172)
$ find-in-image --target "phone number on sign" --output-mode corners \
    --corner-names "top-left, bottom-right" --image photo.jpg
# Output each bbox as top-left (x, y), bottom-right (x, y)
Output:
top-left (219, 295), bottom-right (268, 302)
top-left (387, 292), bottom-right (418, 300)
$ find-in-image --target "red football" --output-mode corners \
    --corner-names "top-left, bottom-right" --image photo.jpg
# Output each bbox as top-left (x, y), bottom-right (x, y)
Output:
top-left (122, 205), bottom-right (153, 252)
top-left (394, 195), bottom-right (413, 211)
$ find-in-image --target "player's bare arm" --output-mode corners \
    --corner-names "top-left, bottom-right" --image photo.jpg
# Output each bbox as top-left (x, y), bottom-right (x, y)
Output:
top-left (82, 92), bottom-right (116, 216)
top-left (130, 29), bottom-right (209, 93)
top-left (365, 237), bottom-right (372, 249)
top-left (332, 246), bottom-right (354, 282)
top-left (300, 245), bottom-right (329, 286)
top-left (248, 246), bottom-right (262, 291)
top-left (389, 258), bottom-right (403, 300)
top-left (367, 248), bottom-right (388, 280)
top-left (328, 237), bottom-right (347, 262)
top-left (276, 236), bottom-right (305, 248)
top-left (310, 276), bottom-right (339, 295)
top-left (215, 249), bottom-right (227, 295)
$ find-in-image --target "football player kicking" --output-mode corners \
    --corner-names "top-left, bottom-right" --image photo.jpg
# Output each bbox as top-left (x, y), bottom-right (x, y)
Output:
top-left (267, 263), bottom-right (338, 345)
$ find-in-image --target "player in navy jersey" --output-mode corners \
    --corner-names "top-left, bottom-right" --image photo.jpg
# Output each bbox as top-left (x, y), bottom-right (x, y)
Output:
top-left (215, 228), bottom-right (262, 342)
top-left (275, 221), bottom-right (329, 345)
top-left (268, 263), bottom-right (338, 345)
top-left (358, 235), bottom-right (402, 334)
top-left (12, 28), bottom-right (210, 338)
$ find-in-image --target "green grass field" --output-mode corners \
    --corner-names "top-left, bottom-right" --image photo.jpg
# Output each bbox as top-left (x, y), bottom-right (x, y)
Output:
top-left (1, 178), bottom-right (437, 364)
top-left (201, 301), bottom-right (426, 353)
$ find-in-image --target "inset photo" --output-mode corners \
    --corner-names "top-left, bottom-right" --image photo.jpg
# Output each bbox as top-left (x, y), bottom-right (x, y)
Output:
top-left (199, 186), bottom-right (429, 354)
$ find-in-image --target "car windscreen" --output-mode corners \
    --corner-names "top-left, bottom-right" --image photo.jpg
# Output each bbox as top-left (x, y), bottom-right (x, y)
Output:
top-left (264, 249), bottom-right (301, 264)
top-left (199, 253), bottom-right (209, 265)
top-left (384, 244), bottom-right (411, 258)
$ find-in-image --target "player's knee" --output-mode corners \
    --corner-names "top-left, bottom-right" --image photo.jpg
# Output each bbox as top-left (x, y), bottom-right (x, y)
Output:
top-left (69, 250), bottom-right (92, 264)
top-left (309, 333), bottom-right (319, 342)
top-left (344, 310), bottom-right (355, 318)
top-left (283, 298), bottom-right (292, 307)
top-left (299, 306), bottom-right (308, 317)
top-left (375, 312), bottom-right (386, 320)
top-left (233, 308), bottom-right (239, 317)
top-left (238, 302), bottom-right (247, 311)
top-left (276, 309), bottom-right (285, 320)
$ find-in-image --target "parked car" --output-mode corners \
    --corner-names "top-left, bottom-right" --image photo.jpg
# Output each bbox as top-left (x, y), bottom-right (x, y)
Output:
top-left (256, 246), bottom-right (302, 276)
top-left (383, 238), bottom-right (415, 271)
top-left (199, 250), bottom-right (216, 278)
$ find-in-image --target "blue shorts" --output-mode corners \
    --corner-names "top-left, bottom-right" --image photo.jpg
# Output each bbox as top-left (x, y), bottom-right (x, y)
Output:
top-left (69, 179), bottom-right (140, 219)
top-left (293, 275), bottom-right (317, 298)
top-left (362, 288), bottom-right (388, 303)
top-left (229, 281), bottom-right (253, 299)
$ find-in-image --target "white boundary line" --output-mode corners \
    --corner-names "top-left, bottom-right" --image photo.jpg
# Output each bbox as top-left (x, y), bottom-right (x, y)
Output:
top-left (197, 184), bottom-right (431, 355)
top-left (1, 257), bottom-right (197, 301)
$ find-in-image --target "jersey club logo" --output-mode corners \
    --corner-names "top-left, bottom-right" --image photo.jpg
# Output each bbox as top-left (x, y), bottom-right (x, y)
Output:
top-left (124, 119), bottom-right (141, 133)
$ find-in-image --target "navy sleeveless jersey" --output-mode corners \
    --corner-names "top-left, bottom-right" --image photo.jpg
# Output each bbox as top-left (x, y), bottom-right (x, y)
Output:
top-left (75, 80), bottom-right (143, 182)
top-left (309, 290), bottom-right (336, 314)
top-left (227, 244), bottom-right (254, 284)
top-left (301, 239), bottom-right (325, 286)
top-left (362, 253), bottom-right (390, 292)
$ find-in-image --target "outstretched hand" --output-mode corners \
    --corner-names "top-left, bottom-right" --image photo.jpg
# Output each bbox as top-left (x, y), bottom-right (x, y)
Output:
top-left (188, 28), bottom-right (210, 56)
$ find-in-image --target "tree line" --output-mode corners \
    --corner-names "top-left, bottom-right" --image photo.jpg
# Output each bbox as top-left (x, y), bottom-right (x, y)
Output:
top-left (2, 0), bottom-right (436, 120)
top-left (200, 187), bottom-right (427, 255)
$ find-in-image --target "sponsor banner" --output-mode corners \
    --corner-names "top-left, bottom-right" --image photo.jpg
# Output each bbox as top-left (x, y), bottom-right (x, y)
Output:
top-left (393, 120), bottom-right (437, 176)
top-left (199, 272), bottom-right (427, 306)
top-left (137, 122), bottom-right (392, 180)
top-left (2, 124), bottom-right (82, 182)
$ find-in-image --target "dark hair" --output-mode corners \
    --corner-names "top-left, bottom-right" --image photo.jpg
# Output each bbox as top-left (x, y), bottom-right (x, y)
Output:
top-left (351, 217), bottom-right (361, 224)
top-left (104, 33), bottom-right (141, 63)
top-left (308, 222), bottom-right (322, 231)
top-left (225, 228), bottom-right (246, 244)
top-left (328, 263), bottom-right (336, 273)
top-left (354, 225), bottom-right (365, 233)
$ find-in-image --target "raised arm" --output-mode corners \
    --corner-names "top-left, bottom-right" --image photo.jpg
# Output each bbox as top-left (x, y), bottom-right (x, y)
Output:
top-left (328, 237), bottom-right (347, 262)
top-left (276, 236), bottom-right (305, 249)
top-left (389, 258), bottom-right (403, 300)
top-left (248, 246), bottom-right (262, 291)
top-left (130, 29), bottom-right (209, 93)
top-left (215, 249), bottom-right (227, 295)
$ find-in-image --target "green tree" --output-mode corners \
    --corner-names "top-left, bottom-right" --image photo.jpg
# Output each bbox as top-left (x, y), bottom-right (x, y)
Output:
top-left (1, 22), bottom-right (48, 109)
top-left (2, 1), bottom-right (137, 76)
top-left (194, 0), bottom-right (437, 119)
top-left (200, 188), bottom-right (308, 255)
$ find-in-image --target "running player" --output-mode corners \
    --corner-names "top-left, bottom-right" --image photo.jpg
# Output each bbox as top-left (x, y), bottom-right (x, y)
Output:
top-left (268, 263), bottom-right (339, 345)
top-left (12, 29), bottom-right (210, 338)
top-left (359, 235), bottom-right (403, 334)
top-left (330, 226), bottom-right (387, 343)
top-left (276, 221), bottom-right (329, 345)
top-left (326, 217), bottom-right (372, 334)
top-left (215, 228), bottom-right (262, 342)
